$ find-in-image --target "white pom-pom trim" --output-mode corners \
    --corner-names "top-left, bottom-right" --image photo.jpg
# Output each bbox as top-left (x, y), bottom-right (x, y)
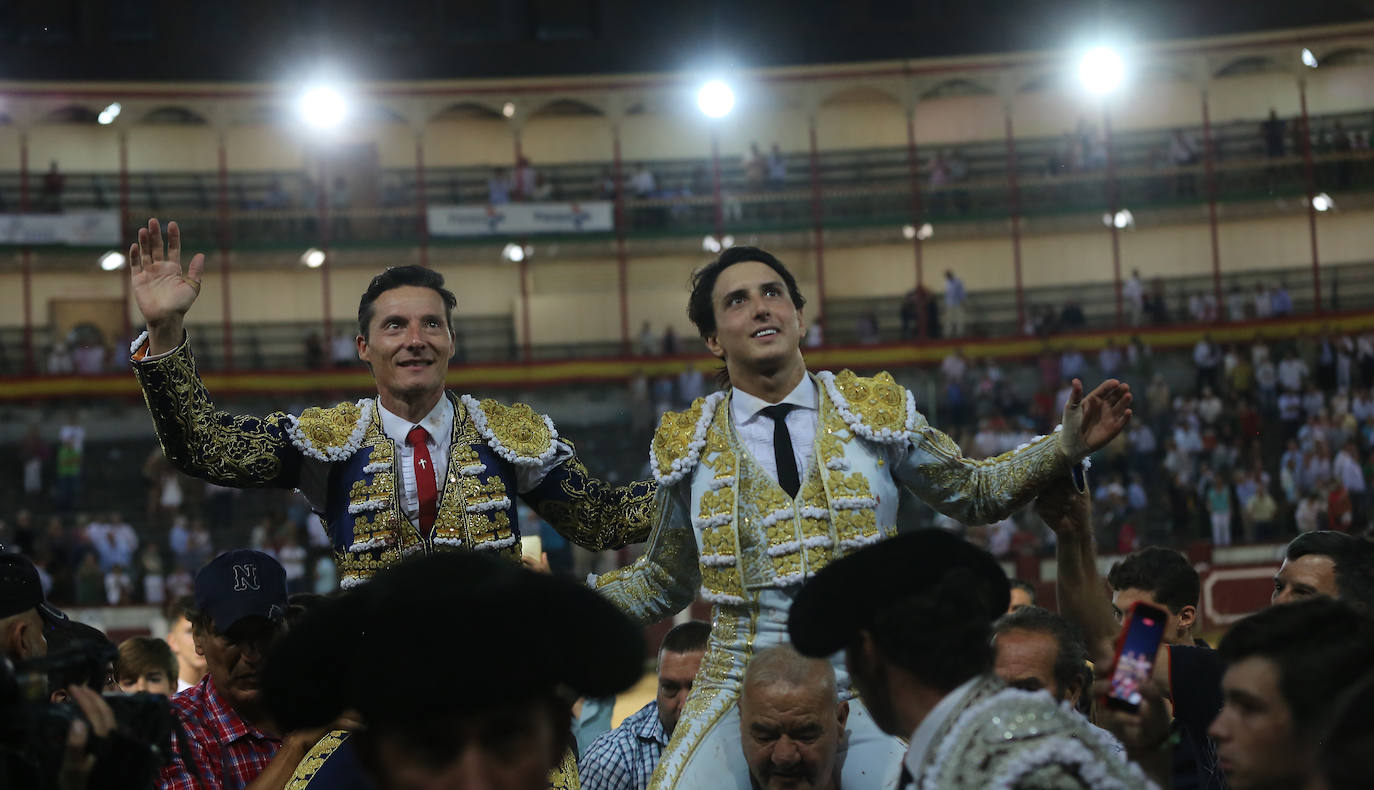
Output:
top-left (362, 461), bottom-right (392, 474)
top-left (838, 533), bottom-right (883, 551)
top-left (766, 540), bottom-right (801, 557)
top-left (826, 457), bottom-right (850, 471)
top-left (433, 537), bottom-right (465, 548)
top-left (832, 496), bottom-right (879, 510)
top-left (339, 575), bottom-right (366, 590)
top-left (799, 506), bottom-right (830, 520)
top-left (692, 513), bottom-right (733, 530)
top-left (699, 587), bottom-right (746, 605)
top-left (288, 399), bottom-right (375, 462)
top-left (347, 535), bottom-right (391, 553)
top-left (774, 571), bottom-right (807, 587)
top-left (472, 535), bottom-right (519, 551)
top-left (466, 496), bottom-right (512, 514)
top-left (129, 330), bottom-right (150, 356)
top-left (817, 371), bottom-right (917, 445)
top-left (400, 543), bottom-right (425, 557)
top-left (459, 463), bottom-right (487, 476)
top-left (708, 476), bottom-right (736, 490)
top-left (700, 554), bottom-right (738, 567)
top-left (462, 394), bottom-right (560, 468)
top-left (756, 507), bottom-right (797, 530)
top-left (650, 392), bottom-right (725, 486)
top-left (347, 499), bottom-right (388, 515)
top-left (802, 535), bottom-right (834, 549)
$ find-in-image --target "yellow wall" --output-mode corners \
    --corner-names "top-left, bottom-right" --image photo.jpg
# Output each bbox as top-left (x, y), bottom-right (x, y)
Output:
top-left (10, 63), bottom-right (1371, 173)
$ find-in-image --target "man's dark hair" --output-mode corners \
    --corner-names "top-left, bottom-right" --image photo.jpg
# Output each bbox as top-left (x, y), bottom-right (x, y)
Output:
top-left (992, 606), bottom-right (1088, 703)
top-left (660, 620), bottom-right (710, 656)
top-left (1010, 579), bottom-right (1037, 606)
top-left (357, 265), bottom-right (458, 340)
top-left (1107, 546), bottom-right (1200, 614)
top-left (1320, 670), bottom-right (1374, 790)
top-left (686, 246), bottom-right (805, 340)
top-left (858, 567), bottom-right (999, 693)
top-left (164, 595), bottom-right (196, 624)
top-left (1286, 532), bottom-right (1374, 611)
top-left (1218, 598), bottom-right (1374, 737)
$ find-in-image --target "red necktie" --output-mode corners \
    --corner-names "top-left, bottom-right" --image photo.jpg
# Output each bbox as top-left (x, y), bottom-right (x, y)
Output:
top-left (406, 426), bottom-right (437, 534)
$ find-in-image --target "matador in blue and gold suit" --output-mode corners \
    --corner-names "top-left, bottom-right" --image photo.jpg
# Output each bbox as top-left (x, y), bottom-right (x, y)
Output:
top-left (593, 370), bottom-right (1089, 790)
top-left (131, 332), bottom-right (657, 788)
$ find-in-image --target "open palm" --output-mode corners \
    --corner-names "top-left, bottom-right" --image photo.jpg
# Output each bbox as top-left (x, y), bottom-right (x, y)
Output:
top-left (1072, 378), bottom-right (1133, 452)
top-left (129, 218), bottom-right (204, 326)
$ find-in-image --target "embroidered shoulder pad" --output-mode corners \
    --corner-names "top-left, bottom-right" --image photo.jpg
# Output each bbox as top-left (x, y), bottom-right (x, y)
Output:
top-left (817, 370), bottom-right (917, 445)
top-left (649, 392), bottom-right (724, 486)
top-left (289, 399), bottom-right (374, 462)
top-left (462, 395), bottom-right (560, 467)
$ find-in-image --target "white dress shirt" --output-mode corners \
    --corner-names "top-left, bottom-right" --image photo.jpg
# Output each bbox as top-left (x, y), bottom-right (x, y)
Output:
top-left (902, 675), bottom-right (980, 785)
top-left (377, 397), bottom-right (454, 525)
top-left (730, 375), bottom-right (819, 489)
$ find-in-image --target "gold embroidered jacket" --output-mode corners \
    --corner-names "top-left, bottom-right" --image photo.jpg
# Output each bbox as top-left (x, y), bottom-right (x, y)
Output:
top-left (132, 336), bottom-right (655, 586)
top-left (595, 370), bottom-right (1076, 618)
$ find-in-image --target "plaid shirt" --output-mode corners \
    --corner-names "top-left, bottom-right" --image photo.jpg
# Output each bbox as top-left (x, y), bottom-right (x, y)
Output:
top-left (577, 702), bottom-right (668, 790)
top-left (158, 676), bottom-right (282, 790)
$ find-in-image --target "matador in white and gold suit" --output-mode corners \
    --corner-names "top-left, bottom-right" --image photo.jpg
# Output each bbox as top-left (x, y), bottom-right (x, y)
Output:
top-left (593, 368), bottom-right (1093, 790)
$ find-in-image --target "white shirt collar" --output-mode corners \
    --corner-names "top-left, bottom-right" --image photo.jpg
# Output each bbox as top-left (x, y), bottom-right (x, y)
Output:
top-left (730, 373), bottom-right (818, 426)
top-left (903, 675), bottom-right (981, 781)
top-left (377, 395), bottom-right (453, 446)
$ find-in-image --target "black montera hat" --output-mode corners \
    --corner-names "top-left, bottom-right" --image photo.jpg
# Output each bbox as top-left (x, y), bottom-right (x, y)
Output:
top-left (0, 549), bottom-right (69, 625)
top-left (788, 529), bottom-right (1010, 658)
top-left (263, 551), bottom-right (645, 733)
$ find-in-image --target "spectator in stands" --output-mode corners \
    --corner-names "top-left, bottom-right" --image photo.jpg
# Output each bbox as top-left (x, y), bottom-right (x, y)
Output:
top-left (856, 311), bottom-right (879, 344)
top-left (599, 167), bottom-right (618, 200)
top-left (1007, 578), bottom-right (1036, 613)
top-left (115, 635), bottom-right (177, 695)
top-left (1278, 348), bottom-right (1309, 393)
top-left (631, 163), bottom-right (656, 198)
top-left (991, 606), bottom-right (1090, 710)
top-left (139, 542), bottom-right (166, 605)
top-left (788, 530), bottom-right (1149, 788)
top-left (1059, 299), bottom-right (1085, 329)
top-left (1253, 283), bottom-right (1273, 319)
top-left (46, 341), bottom-right (74, 374)
top-left (1271, 281), bottom-right (1293, 317)
top-left (767, 143), bottom-right (786, 189)
top-left (1209, 598), bottom-right (1374, 790)
top-left (160, 549), bottom-right (314, 789)
top-left (303, 330), bottom-right (324, 369)
top-left (1124, 269), bottom-right (1144, 326)
top-left (165, 595), bottom-right (207, 693)
top-left (104, 562), bottom-right (133, 605)
top-left (41, 160), bottom-right (64, 212)
top-left (1194, 333), bottom-right (1221, 393)
top-left (328, 176), bottom-right (351, 239)
top-left (263, 177), bottom-right (290, 210)
top-left (329, 330), bottom-right (354, 368)
top-left (579, 621), bottom-right (710, 790)
top-left (737, 644), bottom-right (848, 790)
top-left (1060, 345), bottom-right (1085, 381)
top-left (1261, 110), bottom-right (1287, 158)
top-left (744, 142), bottom-right (766, 191)
top-left (1170, 128), bottom-right (1199, 197)
top-left (942, 269), bottom-right (966, 337)
top-left (487, 167), bottom-right (511, 204)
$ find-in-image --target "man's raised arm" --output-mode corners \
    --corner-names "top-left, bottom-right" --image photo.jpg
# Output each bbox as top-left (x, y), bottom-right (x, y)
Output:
top-left (1035, 476), bottom-right (1122, 665)
top-left (130, 218), bottom-right (203, 356)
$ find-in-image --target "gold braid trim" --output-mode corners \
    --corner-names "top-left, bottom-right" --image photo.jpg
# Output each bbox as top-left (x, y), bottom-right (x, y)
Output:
top-left (548, 746), bottom-right (581, 789)
top-left (283, 729), bottom-right (348, 790)
top-left (530, 453), bottom-right (657, 550)
top-left (132, 339), bottom-right (295, 488)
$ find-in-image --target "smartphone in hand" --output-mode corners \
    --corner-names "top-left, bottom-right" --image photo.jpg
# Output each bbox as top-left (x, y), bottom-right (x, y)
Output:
top-left (1105, 601), bottom-right (1168, 712)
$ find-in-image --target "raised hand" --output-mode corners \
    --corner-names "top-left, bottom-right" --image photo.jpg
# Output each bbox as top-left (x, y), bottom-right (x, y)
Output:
top-left (1034, 476), bottom-right (1091, 537)
top-left (129, 218), bottom-right (204, 354)
top-left (1060, 378), bottom-right (1132, 460)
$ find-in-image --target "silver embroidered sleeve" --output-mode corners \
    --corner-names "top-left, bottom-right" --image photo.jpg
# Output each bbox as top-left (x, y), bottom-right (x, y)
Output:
top-left (894, 413), bottom-right (1071, 526)
top-left (591, 486), bottom-right (700, 624)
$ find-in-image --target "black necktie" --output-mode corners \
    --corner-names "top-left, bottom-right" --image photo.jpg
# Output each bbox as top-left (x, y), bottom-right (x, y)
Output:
top-left (761, 403), bottom-right (800, 498)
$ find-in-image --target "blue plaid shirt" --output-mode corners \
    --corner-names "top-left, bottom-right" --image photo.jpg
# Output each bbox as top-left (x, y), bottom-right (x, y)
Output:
top-left (577, 702), bottom-right (668, 790)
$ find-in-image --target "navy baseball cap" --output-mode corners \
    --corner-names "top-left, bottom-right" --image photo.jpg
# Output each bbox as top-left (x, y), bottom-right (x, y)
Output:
top-left (194, 550), bottom-right (289, 633)
top-left (0, 548), bottom-right (68, 625)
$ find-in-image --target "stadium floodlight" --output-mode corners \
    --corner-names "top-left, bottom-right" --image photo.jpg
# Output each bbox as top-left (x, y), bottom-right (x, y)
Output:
top-left (720, 234), bottom-right (735, 248)
top-left (1312, 193), bottom-right (1334, 212)
top-left (1078, 46), bottom-right (1125, 95)
top-left (702, 234), bottom-right (722, 253)
top-left (1301, 48), bottom-right (1319, 69)
top-left (97, 102), bottom-right (121, 126)
top-left (299, 85), bottom-right (348, 130)
top-left (502, 242), bottom-right (526, 263)
top-left (302, 248), bottom-right (326, 268)
top-left (902, 224), bottom-right (916, 240)
top-left (98, 250), bottom-right (126, 271)
top-left (502, 102), bottom-right (516, 118)
top-left (916, 222), bottom-right (934, 240)
top-left (697, 80), bottom-right (736, 118)
top-left (1102, 209), bottom-right (1134, 229)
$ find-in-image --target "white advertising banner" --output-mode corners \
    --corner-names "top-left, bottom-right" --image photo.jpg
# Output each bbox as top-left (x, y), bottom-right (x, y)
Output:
top-left (427, 202), bottom-right (614, 236)
top-left (0, 211), bottom-right (122, 246)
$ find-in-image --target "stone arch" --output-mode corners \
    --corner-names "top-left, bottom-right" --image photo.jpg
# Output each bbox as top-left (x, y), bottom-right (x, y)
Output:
top-left (527, 98), bottom-right (605, 118)
top-left (818, 85), bottom-right (904, 107)
top-left (139, 105), bottom-right (210, 124)
top-left (40, 104), bottom-right (100, 124)
top-left (1319, 46), bottom-right (1374, 67)
top-left (919, 78), bottom-right (996, 100)
top-left (429, 101), bottom-right (505, 122)
top-left (1214, 55), bottom-right (1284, 78)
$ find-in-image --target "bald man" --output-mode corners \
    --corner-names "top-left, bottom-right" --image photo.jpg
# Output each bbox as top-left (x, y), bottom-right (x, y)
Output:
top-left (739, 645), bottom-right (849, 790)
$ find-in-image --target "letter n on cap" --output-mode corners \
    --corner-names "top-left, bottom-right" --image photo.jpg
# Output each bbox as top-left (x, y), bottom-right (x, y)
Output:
top-left (234, 563), bottom-right (261, 592)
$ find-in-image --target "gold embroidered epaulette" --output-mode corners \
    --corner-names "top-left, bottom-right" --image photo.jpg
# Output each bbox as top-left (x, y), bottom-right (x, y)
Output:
top-left (288, 399), bottom-right (374, 462)
top-left (462, 394), bottom-right (559, 467)
top-left (649, 392), bottom-right (725, 486)
top-left (817, 370), bottom-right (916, 444)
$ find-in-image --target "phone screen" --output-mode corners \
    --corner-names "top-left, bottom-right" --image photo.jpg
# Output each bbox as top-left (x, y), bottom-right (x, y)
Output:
top-left (1106, 602), bottom-right (1168, 711)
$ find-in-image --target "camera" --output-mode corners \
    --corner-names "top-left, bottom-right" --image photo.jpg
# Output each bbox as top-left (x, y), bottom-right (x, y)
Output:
top-left (0, 640), bottom-right (176, 790)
